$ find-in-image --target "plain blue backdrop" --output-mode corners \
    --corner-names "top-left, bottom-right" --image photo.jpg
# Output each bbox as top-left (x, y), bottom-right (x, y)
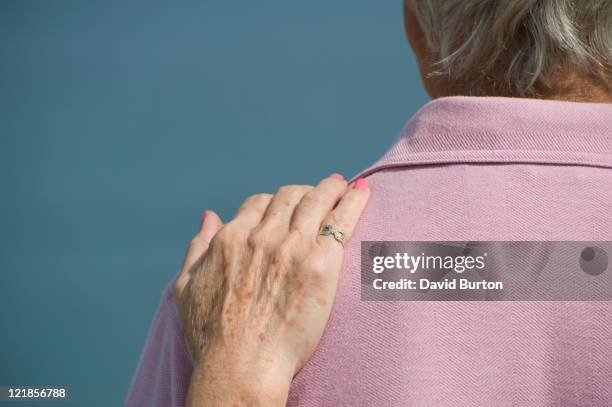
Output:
top-left (0, 1), bottom-right (428, 405)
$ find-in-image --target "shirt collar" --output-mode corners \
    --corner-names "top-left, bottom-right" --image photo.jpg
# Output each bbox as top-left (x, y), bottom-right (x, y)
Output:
top-left (356, 96), bottom-right (612, 178)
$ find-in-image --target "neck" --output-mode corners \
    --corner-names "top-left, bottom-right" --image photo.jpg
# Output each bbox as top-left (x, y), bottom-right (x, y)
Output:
top-left (428, 70), bottom-right (612, 104)
top-left (534, 72), bottom-right (612, 104)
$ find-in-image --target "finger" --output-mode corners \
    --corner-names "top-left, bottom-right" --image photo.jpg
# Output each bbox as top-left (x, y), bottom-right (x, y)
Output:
top-left (259, 185), bottom-right (313, 229)
top-left (189, 210), bottom-right (224, 264)
top-left (230, 193), bottom-right (273, 230)
top-left (291, 173), bottom-right (347, 234)
top-left (317, 177), bottom-right (370, 249)
top-left (176, 210), bottom-right (223, 293)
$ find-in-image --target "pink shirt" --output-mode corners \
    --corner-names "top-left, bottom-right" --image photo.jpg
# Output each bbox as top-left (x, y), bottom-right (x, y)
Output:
top-left (127, 96), bottom-right (612, 406)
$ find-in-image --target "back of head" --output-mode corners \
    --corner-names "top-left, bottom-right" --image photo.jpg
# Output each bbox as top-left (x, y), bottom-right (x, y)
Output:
top-left (406, 0), bottom-right (612, 98)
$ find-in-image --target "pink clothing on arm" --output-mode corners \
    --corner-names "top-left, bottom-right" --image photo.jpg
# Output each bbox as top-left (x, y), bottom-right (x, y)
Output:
top-left (126, 96), bottom-right (612, 406)
top-left (126, 281), bottom-right (193, 407)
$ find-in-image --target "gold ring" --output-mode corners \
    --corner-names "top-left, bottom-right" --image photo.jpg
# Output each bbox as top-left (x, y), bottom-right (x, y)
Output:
top-left (319, 224), bottom-right (346, 246)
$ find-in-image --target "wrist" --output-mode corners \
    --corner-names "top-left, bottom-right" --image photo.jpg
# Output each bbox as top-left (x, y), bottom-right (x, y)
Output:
top-left (187, 353), bottom-right (293, 407)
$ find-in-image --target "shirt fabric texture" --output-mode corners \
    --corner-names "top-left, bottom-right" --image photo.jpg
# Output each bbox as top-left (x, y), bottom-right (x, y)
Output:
top-left (126, 96), bottom-right (612, 406)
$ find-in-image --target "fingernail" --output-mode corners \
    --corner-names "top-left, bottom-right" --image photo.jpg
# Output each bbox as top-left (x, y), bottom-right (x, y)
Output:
top-left (353, 178), bottom-right (368, 190)
top-left (329, 173), bottom-right (344, 181)
top-left (199, 210), bottom-right (208, 230)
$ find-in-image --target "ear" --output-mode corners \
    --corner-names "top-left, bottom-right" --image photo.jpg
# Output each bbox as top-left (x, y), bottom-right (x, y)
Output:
top-left (403, 1), bottom-right (450, 98)
top-left (403, 1), bottom-right (426, 59)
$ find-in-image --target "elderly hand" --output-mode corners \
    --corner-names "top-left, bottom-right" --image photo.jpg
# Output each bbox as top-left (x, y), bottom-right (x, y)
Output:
top-left (174, 174), bottom-right (370, 406)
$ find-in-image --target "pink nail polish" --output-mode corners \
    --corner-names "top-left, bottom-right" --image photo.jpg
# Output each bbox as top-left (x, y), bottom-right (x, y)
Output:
top-left (353, 178), bottom-right (368, 190)
top-left (329, 173), bottom-right (344, 181)
top-left (199, 210), bottom-right (208, 230)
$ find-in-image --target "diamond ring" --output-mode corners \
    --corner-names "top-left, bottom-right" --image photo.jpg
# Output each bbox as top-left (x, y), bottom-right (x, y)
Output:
top-left (319, 224), bottom-right (346, 246)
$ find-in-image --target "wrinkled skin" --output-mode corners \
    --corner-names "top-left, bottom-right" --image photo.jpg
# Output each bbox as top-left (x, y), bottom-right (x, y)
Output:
top-left (174, 175), bottom-right (370, 405)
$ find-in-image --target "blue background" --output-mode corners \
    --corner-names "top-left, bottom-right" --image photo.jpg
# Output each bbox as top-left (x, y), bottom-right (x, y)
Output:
top-left (0, 1), bottom-right (428, 405)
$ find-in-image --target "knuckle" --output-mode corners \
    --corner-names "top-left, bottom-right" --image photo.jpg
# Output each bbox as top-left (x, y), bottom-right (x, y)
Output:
top-left (274, 241), bottom-right (297, 267)
top-left (247, 225), bottom-right (276, 252)
top-left (210, 231), bottom-right (240, 267)
top-left (299, 184), bottom-right (315, 192)
top-left (279, 235), bottom-right (299, 256)
top-left (242, 193), bottom-right (271, 209)
top-left (240, 195), bottom-right (257, 209)
top-left (246, 230), bottom-right (260, 250)
top-left (276, 185), bottom-right (293, 195)
top-left (277, 185), bottom-right (313, 198)
top-left (276, 185), bottom-right (301, 200)
top-left (215, 226), bottom-right (230, 242)
top-left (286, 228), bottom-right (305, 244)
top-left (301, 191), bottom-right (326, 207)
top-left (303, 256), bottom-right (327, 279)
top-left (287, 230), bottom-right (311, 255)
top-left (214, 224), bottom-right (238, 246)
top-left (253, 193), bottom-right (273, 203)
top-left (247, 227), bottom-right (264, 249)
top-left (271, 231), bottom-right (304, 269)
top-left (277, 185), bottom-right (296, 194)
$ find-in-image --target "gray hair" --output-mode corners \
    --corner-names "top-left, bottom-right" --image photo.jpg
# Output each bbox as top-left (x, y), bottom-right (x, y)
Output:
top-left (407, 0), bottom-right (612, 95)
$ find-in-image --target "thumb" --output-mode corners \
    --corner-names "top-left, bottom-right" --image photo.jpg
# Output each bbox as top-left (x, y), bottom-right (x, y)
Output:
top-left (176, 210), bottom-right (223, 293)
top-left (194, 210), bottom-right (223, 251)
